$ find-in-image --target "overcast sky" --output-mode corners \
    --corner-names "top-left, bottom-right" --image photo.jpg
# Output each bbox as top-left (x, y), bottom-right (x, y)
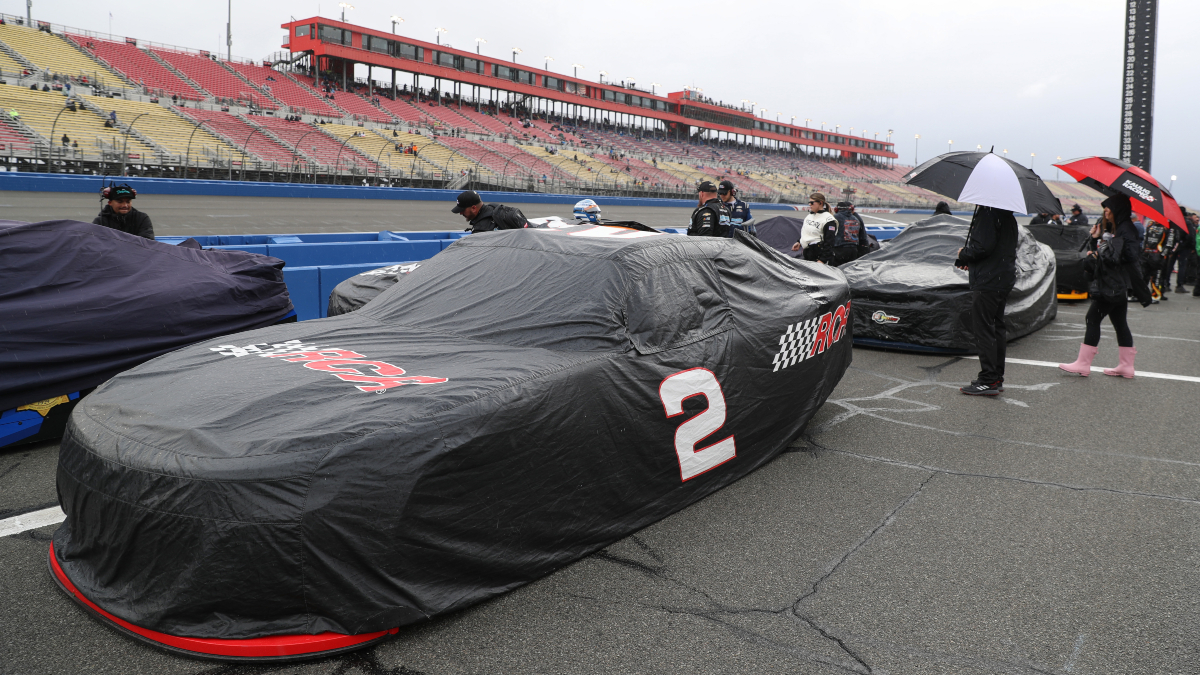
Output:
top-left (17, 0), bottom-right (1200, 205)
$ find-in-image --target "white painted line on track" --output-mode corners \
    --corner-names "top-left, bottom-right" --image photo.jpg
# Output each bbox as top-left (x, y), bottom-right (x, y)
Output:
top-left (0, 506), bottom-right (65, 538)
top-left (966, 356), bottom-right (1200, 383)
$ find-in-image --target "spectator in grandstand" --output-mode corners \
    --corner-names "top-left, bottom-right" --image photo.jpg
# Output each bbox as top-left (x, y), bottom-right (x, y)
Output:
top-left (687, 181), bottom-right (732, 238)
top-left (7, 108), bottom-right (18, 121)
top-left (790, 192), bottom-right (837, 263)
top-left (934, 201), bottom-right (953, 215)
top-left (61, 134), bottom-right (69, 147)
top-left (452, 190), bottom-right (530, 234)
top-left (718, 180), bottom-right (755, 235)
top-left (109, 110), bottom-right (117, 124)
top-left (954, 205), bottom-right (1019, 396)
top-left (1068, 204), bottom-right (1088, 227)
top-left (1059, 194), bottom-right (1145, 379)
top-left (93, 184), bottom-right (154, 240)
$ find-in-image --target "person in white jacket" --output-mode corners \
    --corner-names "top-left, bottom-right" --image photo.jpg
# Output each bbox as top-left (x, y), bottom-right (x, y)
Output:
top-left (791, 192), bottom-right (837, 262)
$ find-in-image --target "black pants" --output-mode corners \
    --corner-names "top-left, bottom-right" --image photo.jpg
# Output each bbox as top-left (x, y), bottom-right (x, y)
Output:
top-left (1158, 253), bottom-right (1179, 290)
top-left (1084, 297), bottom-right (1133, 348)
top-left (972, 289), bottom-right (1009, 384)
top-left (832, 247), bottom-right (859, 267)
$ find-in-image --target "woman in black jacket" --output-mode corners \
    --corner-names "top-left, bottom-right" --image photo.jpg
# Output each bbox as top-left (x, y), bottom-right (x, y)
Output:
top-left (1059, 194), bottom-right (1144, 378)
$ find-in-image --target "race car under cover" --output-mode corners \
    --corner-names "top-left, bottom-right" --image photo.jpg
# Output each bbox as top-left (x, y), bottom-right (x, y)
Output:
top-left (1024, 221), bottom-right (1091, 299)
top-left (0, 220), bottom-right (295, 448)
top-left (326, 220), bottom-right (660, 317)
top-left (51, 224), bottom-right (853, 661)
top-left (839, 214), bottom-right (1057, 352)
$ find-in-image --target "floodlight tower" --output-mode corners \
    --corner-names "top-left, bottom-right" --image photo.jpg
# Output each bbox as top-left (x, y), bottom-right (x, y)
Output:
top-left (1121, 0), bottom-right (1158, 171)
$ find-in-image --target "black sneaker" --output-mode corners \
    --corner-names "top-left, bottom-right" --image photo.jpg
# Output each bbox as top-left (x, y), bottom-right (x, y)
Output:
top-left (1176, 286), bottom-right (1189, 294)
top-left (961, 381), bottom-right (1002, 396)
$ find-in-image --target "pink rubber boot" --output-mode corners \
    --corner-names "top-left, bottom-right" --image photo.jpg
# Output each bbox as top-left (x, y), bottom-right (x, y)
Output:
top-left (1058, 344), bottom-right (1099, 376)
top-left (1103, 346), bottom-right (1137, 378)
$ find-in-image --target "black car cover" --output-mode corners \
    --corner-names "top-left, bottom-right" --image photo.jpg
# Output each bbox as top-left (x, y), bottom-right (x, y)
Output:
top-left (754, 215), bottom-right (807, 258)
top-left (1025, 222), bottom-right (1091, 294)
top-left (54, 224), bottom-right (853, 642)
top-left (0, 220), bottom-right (294, 412)
top-left (327, 262), bottom-right (422, 316)
top-left (839, 214), bottom-right (1057, 351)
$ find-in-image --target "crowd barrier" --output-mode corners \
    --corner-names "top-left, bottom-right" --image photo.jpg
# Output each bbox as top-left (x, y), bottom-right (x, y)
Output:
top-left (0, 172), bottom-right (805, 211)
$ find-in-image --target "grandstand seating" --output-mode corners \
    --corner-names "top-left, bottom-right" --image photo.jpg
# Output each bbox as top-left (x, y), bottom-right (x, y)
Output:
top-left (320, 123), bottom-right (443, 178)
top-left (0, 44), bottom-right (29, 77)
top-left (437, 136), bottom-right (510, 176)
top-left (0, 23), bottom-right (124, 87)
top-left (245, 116), bottom-right (375, 171)
top-left (0, 112), bottom-right (35, 152)
top-left (230, 64), bottom-right (338, 117)
top-left (420, 103), bottom-right (488, 134)
top-left (290, 74), bottom-right (393, 123)
top-left (66, 35), bottom-right (203, 101)
top-left (0, 86), bottom-right (154, 157)
top-left (375, 96), bottom-right (428, 124)
top-left (152, 50), bottom-right (273, 109)
top-left (81, 94), bottom-right (235, 163)
top-left (541, 150), bottom-right (632, 186)
top-left (175, 108), bottom-right (295, 165)
top-left (413, 133), bottom-right (494, 178)
top-left (366, 128), bottom-right (448, 178)
top-left (473, 139), bottom-right (568, 181)
top-left (457, 108), bottom-right (516, 137)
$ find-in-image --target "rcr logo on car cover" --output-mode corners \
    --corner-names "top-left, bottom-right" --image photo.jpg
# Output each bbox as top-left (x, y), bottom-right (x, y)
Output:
top-left (363, 262), bottom-right (420, 277)
top-left (209, 340), bottom-right (448, 393)
top-left (772, 301), bottom-right (850, 372)
top-left (1122, 179), bottom-right (1155, 203)
top-left (871, 310), bottom-right (900, 324)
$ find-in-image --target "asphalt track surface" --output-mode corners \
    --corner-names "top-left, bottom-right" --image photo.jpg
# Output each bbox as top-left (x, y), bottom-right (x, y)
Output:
top-left (0, 190), bottom-right (1039, 234)
top-left (3, 201), bottom-right (1194, 675)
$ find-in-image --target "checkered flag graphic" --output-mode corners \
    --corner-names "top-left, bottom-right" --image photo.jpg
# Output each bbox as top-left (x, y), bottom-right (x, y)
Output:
top-left (772, 318), bottom-right (819, 372)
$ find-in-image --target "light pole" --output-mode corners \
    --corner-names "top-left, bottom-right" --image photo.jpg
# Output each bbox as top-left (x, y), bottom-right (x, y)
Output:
top-left (544, 56), bottom-right (553, 71)
top-left (390, 15), bottom-right (403, 33)
top-left (434, 27), bottom-right (446, 44)
top-left (598, 70), bottom-right (608, 83)
top-left (46, 100), bottom-right (77, 174)
top-left (1169, 175), bottom-right (1176, 192)
top-left (1003, 149), bottom-right (1008, 159)
top-left (120, 112), bottom-right (150, 177)
top-left (914, 134), bottom-right (920, 165)
top-left (1030, 152), bottom-right (1035, 171)
top-left (240, 127), bottom-right (263, 181)
top-left (339, 2), bottom-right (354, 22)
top-left (475, 38), bottom-right (486, 54)
top-left (571, 63), bottom-right (584, 78)
top-left (511, 47), bottom-right (522, 63)
top-left (948, 140), bottom-right (953, 153)
top-left (1056, 156), bottom-right (1062, 181)
top-left (184, 118), bottom-right (212, 177)
top-left (650, 82), bottom-right (660, 96)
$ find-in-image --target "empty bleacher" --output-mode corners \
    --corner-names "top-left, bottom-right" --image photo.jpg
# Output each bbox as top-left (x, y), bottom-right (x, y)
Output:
top-left (229, 64), bottom-right (338, 117)
top-left (81, 94), bottom-right (235, 162)
top-left (173, 107), bottom-right (294, 165)
top-left (67, 35), bottom-right (203, 101)
top-left (0, 23), bottom-right (124, 87)
top-left (246, 116), bottom-right (375, 171)
top-left (0, 86), bottom-right (154, 157)
top-left (152, 49), bottom-right (273, 109)
top-left (376, 96), bottom-right (428, 124)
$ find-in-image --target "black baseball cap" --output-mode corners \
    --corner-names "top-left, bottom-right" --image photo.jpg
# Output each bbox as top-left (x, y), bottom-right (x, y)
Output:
top-left (1070, 203), bottom-right (1082, 212)
top-left (697, 180), bottom-right (718, 193)
top-left (718, 179), bottom-right (735, 194)
top-left (836, 201), bottom-right (852, 208)
top-left (451, 190), bottom-right (482, 214)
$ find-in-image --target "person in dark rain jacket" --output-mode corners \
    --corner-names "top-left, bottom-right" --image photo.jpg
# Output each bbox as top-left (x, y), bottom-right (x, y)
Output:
top-left (92, 184), bottom-right (154, 240)
top-left (954, 205), bottom-right (1018, 396)
top-left (1058, 194), bottom-right (1148, 379)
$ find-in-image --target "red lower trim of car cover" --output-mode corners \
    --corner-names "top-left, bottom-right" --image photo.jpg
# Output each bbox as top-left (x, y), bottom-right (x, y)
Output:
top-left (48, 543), bottom-right (397, 658)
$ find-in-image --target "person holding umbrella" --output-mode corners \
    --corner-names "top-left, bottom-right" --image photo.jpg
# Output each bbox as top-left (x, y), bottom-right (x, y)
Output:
top-left (1059, 194), bottom-right (1147, 378)
top-left (903, 150), bottom-right (1063, 396)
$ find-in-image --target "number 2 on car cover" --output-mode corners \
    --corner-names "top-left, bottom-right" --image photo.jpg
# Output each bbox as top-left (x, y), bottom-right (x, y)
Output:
top-left (659, 368), bottom-right (736, 482)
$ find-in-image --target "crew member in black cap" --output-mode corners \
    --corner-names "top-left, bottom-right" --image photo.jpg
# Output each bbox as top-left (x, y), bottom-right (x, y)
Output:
top-left (93, 183), bottom-right (154, 239)
top-left (1068, 203), bottom-right (1088, 228)
top-left (452, 190), bottom-right (530, 234)
top-left (831, 201), bottom-right (864, 266)
top-left (688, 180), bottom-right (731, 237)
top-left (718, 180), bottom-right (754, 235)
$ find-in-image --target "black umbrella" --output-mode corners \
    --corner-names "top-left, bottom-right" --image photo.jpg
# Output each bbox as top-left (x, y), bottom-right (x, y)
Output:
top-left (903, 151), bottom-right (1062, 215)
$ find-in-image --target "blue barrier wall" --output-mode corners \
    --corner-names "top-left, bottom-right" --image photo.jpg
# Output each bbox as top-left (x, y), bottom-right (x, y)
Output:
top-left (0, 172), bottom-right (805, 211)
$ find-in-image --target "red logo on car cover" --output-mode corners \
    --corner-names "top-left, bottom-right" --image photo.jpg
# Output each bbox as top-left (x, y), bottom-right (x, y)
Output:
top-left (771, 301), bottom-right (850, 372)
top-left (210, 340), bottom-right (448, 393)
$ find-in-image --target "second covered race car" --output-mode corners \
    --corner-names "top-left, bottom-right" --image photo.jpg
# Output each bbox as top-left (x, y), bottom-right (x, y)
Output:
top-left (51, 224), bottom-right (852, 661)
top-left (839, 214), bottom-right (1057, 352)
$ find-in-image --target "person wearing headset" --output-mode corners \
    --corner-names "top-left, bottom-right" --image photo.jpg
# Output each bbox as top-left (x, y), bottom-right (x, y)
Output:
top-left (718, 180), bottom-right (755, 235)
top-left (93, 184), bottom-right (154, 239)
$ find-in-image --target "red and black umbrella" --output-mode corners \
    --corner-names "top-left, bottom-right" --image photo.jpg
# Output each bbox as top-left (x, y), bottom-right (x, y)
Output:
top-left (1053, 156), bottom-right (1187, 233)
